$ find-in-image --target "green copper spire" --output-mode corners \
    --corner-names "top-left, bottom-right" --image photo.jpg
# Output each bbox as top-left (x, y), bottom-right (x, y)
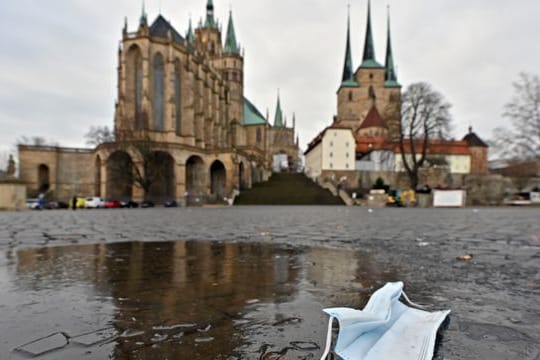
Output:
top-left (341, 8), bottom-right (358, 87)
top-left (139, 0), bottom-right (148, 26)
top-left (205, 0), bottom-right (217, 28)
top-left (224, 10), bottom-right (240, 54)
top-left (384, 7), bottom-right (400, 87)
top-left (186, 17), bottom-right (195, 48)
top-left (361, 0), bottom-right (383, 68)
top-left (274, 93), bottom-right (284, 128)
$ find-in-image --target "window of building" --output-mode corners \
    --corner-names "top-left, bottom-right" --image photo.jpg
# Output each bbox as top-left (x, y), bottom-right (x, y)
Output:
top-left (346, 152), bottom-right (349, 158)
top-left (330, 141), bottom-right (333, 147)
top-left (152, 53), bottom-right (165, 131)
top-left (348, 91), bottom-right (353, 101)
top-left (346, 163), bottom-right (349, 169)
top-left (174, 59), bottom-right (182, 135)
top-left (329, 163), bottom-right (333, 169)
top-left (329, 152), bottom-right (333, 158)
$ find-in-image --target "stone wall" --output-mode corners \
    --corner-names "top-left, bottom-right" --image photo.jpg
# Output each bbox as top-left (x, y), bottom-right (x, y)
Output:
top-left (0, 181), bottom-right (26, 211)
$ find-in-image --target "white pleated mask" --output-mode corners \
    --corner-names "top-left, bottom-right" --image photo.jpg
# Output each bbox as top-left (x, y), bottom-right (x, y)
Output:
top-left (320, 281), bottom-right (450, 360)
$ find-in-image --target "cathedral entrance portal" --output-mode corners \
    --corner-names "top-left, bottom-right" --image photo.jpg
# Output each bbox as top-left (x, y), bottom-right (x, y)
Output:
top-left (210, 160), bottom-right (226, 201)
top-left (185, 156), bottom-right (205, 203)
top-left (107, 151), bottom-right (133, 201)
top-left (238, 162), bottom-right (246, 190)
top-left (147, 151), bottom-right (175, 203)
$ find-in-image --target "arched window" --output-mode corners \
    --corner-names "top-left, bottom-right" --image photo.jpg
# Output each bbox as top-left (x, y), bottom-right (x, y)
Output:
top-left (174, 59), bottom-right (182, 135)
top-left (38, 164), bottom-right (50, 192)
top-left (152, 53), bottom-right (165, 131)
top-left (256, 128), bottom-right (262, 144)
top-left (348, 91), bottom-right (353, 101)
top-left (126, 46), bottom-right (143, 129)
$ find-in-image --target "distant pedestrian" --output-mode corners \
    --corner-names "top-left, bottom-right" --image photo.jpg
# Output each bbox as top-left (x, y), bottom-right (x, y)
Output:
top-left (72, 195), bottom-right (77, 211)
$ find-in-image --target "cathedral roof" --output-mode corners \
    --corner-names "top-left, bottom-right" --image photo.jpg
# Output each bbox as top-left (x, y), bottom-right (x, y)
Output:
top-left (463, 128), bottom-right (489, 148)
top-left (359, 106), bottom-right (387, 129)
top-left (150, 15), bottom-right (185, 45)
top-left (243, 97), bottom-right (267, 126)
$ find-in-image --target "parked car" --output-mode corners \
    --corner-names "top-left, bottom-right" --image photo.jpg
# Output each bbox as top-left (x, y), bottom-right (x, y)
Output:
top-left (104, 200), bottom-right (122, 209)
top-left (69, 197), bottom-right (86, 209)
top-left (85, 197), bottom-right (105, 209)
top-left (44, 201), bottom-right (67, 210)
top-left (164, 200), bottom-right (178, 208)
top-left (141, 200), bottom-right (155, 208)
top-left (121, 200), bottom-right (139, 208)
top-left (26, 198), bottom-right (40, 210)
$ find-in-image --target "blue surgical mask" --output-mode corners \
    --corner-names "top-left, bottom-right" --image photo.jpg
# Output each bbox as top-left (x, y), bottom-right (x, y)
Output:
top-left (320, 281), bottom-right (450, 360)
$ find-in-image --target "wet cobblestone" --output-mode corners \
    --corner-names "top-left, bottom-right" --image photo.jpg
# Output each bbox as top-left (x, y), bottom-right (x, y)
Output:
top-left (0, 206), bottom-right (539, 359)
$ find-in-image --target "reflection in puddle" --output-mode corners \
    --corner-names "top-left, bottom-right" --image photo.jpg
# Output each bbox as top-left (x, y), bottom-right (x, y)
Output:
top-left (1, 241), bottom-right (397, 359)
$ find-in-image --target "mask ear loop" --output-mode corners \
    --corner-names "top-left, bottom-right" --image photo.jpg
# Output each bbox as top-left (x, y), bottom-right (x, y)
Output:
top-left (401, 291), bottom-right (426, 309)
top-left (320, 316), bottom-right (335, 360)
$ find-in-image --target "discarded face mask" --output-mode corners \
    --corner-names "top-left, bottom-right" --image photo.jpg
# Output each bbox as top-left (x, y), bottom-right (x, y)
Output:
top-left (320, 281), bottom-right (450, 360)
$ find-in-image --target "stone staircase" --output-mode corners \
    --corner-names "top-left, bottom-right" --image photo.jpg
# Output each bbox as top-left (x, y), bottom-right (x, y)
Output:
top-left (234, 173), bottom-right (345, 205)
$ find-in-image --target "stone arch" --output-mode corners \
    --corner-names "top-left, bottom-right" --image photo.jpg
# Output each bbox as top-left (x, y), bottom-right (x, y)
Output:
top-left (210, 160), bottom-right (226, 199)
top-left (238, 161), bottom-right (246, 190)
top-left (126, 45), bottom-right (143, 129)
top-left (107, 150), bottom-right (133, 201)
top-left (152, 52), bottom-right (165, 131)
top-left (185, 155), bottom-right (205, 199)
top-left (174, 58), bottom-right (182, 135)
top-left (147, 151), bottom-right (175, 203)
top-left (38, 164), bottom-right (50, 193)
top-left (251, 163), bottom-right (258, 184)
top-left (95, 156), bottom-right (101, 196)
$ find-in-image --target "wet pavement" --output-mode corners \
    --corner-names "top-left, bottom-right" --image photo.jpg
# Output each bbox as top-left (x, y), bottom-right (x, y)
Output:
top-left (0, 206), bottom-right (539, 359)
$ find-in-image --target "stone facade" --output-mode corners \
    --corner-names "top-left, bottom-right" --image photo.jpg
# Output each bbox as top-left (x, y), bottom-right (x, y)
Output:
top-left (18, 1), bottom-right (298, 204)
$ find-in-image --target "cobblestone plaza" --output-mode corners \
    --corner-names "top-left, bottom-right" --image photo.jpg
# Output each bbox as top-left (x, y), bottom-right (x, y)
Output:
top-left (0, 207), bottom-right (539, 359)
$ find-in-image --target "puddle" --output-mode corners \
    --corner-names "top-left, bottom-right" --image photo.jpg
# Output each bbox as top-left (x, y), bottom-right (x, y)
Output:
top-left (0, 241), bottom-right (397, 359)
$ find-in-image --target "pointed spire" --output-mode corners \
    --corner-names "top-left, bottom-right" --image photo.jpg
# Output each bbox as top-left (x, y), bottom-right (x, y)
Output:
top-left (341, 6), bottom-right (358, 87)
top-left (361, 0), bottom-right (382, 68)
top-left (205, 0), bottom-right (217, 28)
top-left (186, 17), bottom-right (195, 48)
top-left (140, 0), bottom-right (148, 26)
top-left (293, 112), bottom-right (296, 129)
top-left (224, 10), bottom-right (240, 54)
top-left (384, 6), bottom-right (400, 87)
top-left (274, 92), bottom-right (284, 128)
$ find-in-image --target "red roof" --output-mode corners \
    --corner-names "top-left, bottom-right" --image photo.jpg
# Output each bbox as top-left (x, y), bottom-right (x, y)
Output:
top-left (355, 135), bottom-right (472, 156)
top-left (358, 106), bottom-right (387, 130)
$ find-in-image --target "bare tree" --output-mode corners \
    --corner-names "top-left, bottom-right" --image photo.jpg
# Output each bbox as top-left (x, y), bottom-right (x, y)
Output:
top-left (399, 82), bottom-right (452, 189)
top-left (491, 72), bottom-right (540, 160)
top-left (84, 125), bottom-right (115, 146)
top-left (16, 136), bottom-right (59, 147)
top-left (111, 130), bottom-right (173, 201)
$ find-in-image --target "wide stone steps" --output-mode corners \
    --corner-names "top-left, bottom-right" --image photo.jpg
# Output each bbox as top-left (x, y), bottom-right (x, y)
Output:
top-left (234, 173), bottom-right (345, 205)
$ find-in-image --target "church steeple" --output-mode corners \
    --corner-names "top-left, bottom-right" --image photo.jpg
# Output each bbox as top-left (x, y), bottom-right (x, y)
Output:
top-left (341, 7), bottom-right (358, 87)
top-left (205, 0), bottom-right (217, 28)
top-left (186, 17), bottom-right (195, 48)
top-left (139, 0), bottom-right (148, 26)
top-left (224, 10), bottom-right (240, 54)
top-left (274, 93), bottom-right (284, 128)
top-left (384, 7), bottom-right (400, 87)
top-left (361, 0), bottom-right (382, 68)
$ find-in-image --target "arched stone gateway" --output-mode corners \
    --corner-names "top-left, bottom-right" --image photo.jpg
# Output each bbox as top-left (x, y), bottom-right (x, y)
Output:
top-left (147, 151), bottom-right (175, 203)
top-left (107, 151), bottom-right (133, 201)
top-left (238, 162), bottom-right (246, 190)
top-left (185, 156), bottom-right (205, 199)
top-left (210, 160), bottom-right (226, 201)
top-left (38, 164), bottom-right (50, 193)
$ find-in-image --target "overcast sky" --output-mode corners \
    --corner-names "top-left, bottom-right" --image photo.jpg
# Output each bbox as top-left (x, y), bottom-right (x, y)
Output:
top-left (1, 0), bottom-right (539, 162)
